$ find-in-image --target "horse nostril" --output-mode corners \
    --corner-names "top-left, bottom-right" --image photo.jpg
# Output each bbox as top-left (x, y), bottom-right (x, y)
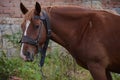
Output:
top-left (24, 51), bottom-right (30, 58)
top-left (24, 51), bottom-right (34, 62)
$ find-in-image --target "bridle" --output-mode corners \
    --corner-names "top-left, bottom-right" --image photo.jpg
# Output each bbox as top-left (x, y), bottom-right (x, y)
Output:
top-left (20, 10), bottom-right (51, 67)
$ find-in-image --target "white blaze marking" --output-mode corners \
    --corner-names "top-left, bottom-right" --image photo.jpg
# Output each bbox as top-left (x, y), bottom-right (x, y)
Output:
top-left (24, 20), bottom-right (30, 36)
top-left (20, 20), bottom-right (31, 60)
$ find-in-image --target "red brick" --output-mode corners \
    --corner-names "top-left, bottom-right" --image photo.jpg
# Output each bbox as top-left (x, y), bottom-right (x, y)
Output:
top-left (0, 0), bottom-right (10, 4)
top-left (21, 1), bottom-right (31, 5)
top-left (0, 10), bottom-right (3, 13)
top-left (44, 0), bottom-right (55, 2)
top-left (11, 13), bottom-right (21, 18)
top-left (55, 0), bottom-right (66, 2)
top-left (3, 9), bottom-right (14, 14)
top-left (12, 1), bottom-right (21, 7)
top-left (36, 0), bottom-right (44, 3)
top-left (0, 6), bottom-right (4, 10)
top-left (14, 10), bottom-right (22, 16)
top-left (9, 0), bottom-right (20, 3)
top-left (0, 2), bottom-right (3, 6)
top-left (0, 13), bottom-right (10, 17)
top-left (0, 6), bottom-right (10, 10)
top-left (9, 7), bottom-right (18, 11)
top-left (2, 3), bottom-right (13, 7)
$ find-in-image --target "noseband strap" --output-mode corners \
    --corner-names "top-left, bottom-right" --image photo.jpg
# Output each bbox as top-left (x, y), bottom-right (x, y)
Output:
top-left (21, 36), bottom-right (38, 46)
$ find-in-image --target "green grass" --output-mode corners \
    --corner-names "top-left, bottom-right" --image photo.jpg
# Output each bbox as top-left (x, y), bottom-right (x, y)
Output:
top-left (0, 51), bottom-right (42, 80)
top-left (0, 46), bottom-right (92, 80)
top-left (1, 46), bottom-right (120, 80)
top-left (43, 47), bottom-right (92, 80)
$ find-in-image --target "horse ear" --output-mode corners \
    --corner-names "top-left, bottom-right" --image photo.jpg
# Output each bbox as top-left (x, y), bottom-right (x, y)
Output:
top-left (35, 2), bottom-right (41, 15)
top-left (20, 2), bottom-right (28, 14)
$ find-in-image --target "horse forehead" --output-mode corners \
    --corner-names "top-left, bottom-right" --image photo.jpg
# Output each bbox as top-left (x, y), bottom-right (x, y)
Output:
top-left (24, 20), bottom-right (31, 36)
top-left (26, 20), bottom-right (31, 27)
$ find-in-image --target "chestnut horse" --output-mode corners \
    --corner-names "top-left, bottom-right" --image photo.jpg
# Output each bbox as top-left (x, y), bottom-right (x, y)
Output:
top-left (20, 2), bottom-right (120, 80)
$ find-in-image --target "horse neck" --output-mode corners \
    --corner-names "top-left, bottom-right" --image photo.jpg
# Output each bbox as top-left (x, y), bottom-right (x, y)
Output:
top-left (47, 7), bottom-right (91, 50)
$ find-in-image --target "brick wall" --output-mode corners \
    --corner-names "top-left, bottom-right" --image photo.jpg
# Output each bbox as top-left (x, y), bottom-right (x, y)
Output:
top-left (0, 0), bottom-right (120, 18)
top-left (0, 0), bottom-right (21, 18)
top-left (0, 0), bottom-right (82, 18)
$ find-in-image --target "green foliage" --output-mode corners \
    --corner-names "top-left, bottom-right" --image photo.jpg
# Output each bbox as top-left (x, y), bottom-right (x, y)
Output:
top-left (0, 46), bottom-right (91, 80)
top-left (112, 73), bottom-right (120, 80)
top-left (17, 59), bottom-right (42, 80)
top-left (41, 47), bottom-right (92, 80)
top-left (0, 51), bottom-right (21, 79)
top-left (0, 51), bottom-right (41, 80)
top-left (3, 31), bottom-right (21, 47)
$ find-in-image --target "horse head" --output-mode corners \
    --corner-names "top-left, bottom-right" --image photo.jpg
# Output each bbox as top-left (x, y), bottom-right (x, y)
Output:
top-left (20, 2), bottom-right (47, 61)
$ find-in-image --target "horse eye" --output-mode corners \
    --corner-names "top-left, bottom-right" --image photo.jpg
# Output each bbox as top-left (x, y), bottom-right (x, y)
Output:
top-left (35, 25), bottom-right (39, 29)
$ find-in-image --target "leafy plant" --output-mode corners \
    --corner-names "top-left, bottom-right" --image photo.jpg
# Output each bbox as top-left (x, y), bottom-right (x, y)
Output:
top-left (0, 51), bottom-right (21, 79)
top-left (0, 51), bottom-right (42, 80)
top-left (3, 31), bottom-right (21, 48)
top-left (112, 73), bottom-right (120, 80)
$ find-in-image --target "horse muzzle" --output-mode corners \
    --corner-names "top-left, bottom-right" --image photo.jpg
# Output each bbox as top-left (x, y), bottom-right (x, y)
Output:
top-left (20, 51), bottom-right (34, 62)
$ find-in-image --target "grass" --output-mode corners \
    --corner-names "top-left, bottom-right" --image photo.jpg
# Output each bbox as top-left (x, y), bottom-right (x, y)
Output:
top-left (0, 52), bottom-right (42, 80)
top-left (1, 45), bottom-right (120, 80)
top-left (0, 46), bottom-right (92, 80)
top-left (43, 47), bottom-right (92, 80)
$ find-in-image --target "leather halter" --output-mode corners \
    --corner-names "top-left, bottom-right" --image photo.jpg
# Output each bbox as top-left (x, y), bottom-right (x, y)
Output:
top-left (20, 10), bottom-right (51, 67)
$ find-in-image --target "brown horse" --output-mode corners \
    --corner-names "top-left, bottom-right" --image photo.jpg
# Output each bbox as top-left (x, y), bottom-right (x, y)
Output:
top-left (20, 2), bottom-right (120, 80)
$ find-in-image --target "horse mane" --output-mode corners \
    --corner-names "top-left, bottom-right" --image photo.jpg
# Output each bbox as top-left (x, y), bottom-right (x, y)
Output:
top-left (45, 5), bottom-right (119, 16)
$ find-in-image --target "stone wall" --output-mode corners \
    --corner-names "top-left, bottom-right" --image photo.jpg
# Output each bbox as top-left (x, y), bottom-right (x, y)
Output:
top-left (0, 17), bottom-right (22, 57)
